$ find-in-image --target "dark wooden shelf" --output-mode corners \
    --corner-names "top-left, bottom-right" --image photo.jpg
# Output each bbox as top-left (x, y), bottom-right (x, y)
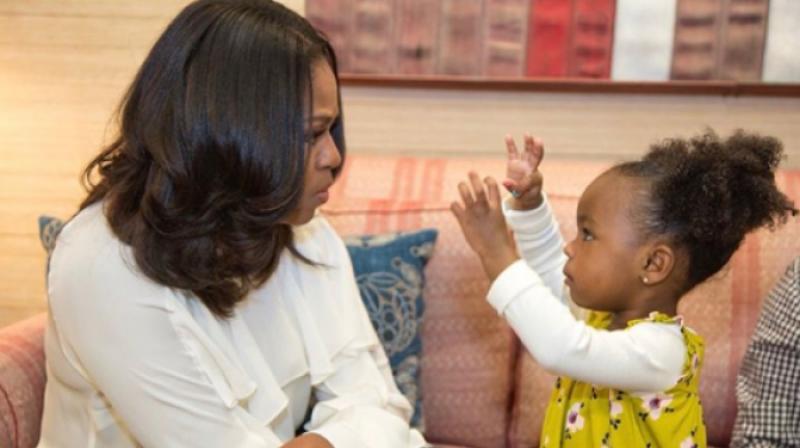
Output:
top-left (340, 74), bottom-right (800, 97)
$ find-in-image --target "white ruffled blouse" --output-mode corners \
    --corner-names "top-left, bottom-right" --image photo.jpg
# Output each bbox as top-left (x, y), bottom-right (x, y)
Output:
top-left (38, 202), bottom-right (427, 447)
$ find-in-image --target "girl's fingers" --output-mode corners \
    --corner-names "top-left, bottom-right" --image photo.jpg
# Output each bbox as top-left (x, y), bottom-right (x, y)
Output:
top-left (458, 181), bottom-right (475, 207)
top-left (505, 134), bottom-right (519, 161)
top-left (524, 133), bottom-right (534, 151)
top-left (502, 179), bottom-right (517, 193)
top-left (450, 201), bottom-right (472, 237)
top-left (484, 176), bottom-right (501, 208)
top-left (527, 136), bottom-right (545, 171)
top-left (469, 171), bottom-right (487, 205)
top-left (450, 201), bottom-right (465, 221)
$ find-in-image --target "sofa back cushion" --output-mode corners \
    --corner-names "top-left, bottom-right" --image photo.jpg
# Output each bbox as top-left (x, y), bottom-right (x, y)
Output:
top-left (0, 314), bottom-right (47, 448)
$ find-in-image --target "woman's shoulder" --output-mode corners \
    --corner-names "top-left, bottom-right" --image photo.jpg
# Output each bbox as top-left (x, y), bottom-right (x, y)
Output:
top-left (50, 202), bottom-right (120, 272)
top-left (48, 202), bottom-right (173, 317)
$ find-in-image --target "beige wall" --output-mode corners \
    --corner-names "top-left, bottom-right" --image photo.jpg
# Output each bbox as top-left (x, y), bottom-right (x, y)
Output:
top-left (1, 0), bottom-right (799, 327)
top-left (342, 87), bottom-right (800, 161)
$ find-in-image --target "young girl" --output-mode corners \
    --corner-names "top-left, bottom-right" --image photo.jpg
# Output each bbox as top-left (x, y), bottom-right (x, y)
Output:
top-left (451, 130), bottom-right (797, 447)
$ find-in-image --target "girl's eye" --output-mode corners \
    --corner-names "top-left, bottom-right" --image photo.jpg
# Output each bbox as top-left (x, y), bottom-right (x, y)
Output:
top-left (580, 228), bottom-right (594, 241)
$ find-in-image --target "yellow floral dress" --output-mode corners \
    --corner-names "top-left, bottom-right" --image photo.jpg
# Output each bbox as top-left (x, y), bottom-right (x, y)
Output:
top-left (539, 312), bottom-right (706, 448)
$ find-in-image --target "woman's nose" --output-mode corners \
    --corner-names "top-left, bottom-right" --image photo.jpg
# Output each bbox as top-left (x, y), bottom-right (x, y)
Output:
top-left (316, 133), bottom-right (342, 170)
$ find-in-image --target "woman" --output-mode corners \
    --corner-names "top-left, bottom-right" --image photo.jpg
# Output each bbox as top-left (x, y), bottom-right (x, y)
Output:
top-left (37, 1), bottom-right (427, 446)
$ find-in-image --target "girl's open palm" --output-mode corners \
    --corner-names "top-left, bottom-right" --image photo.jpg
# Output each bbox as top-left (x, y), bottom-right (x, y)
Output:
top-left (451, 172), bottom-right (518, 281)
top-left (503, 134), bottom-right (545, 210)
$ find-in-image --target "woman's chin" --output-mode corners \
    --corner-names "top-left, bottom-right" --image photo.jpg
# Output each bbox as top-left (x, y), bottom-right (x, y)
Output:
top-left (284, 206), bottom-right (317, 226)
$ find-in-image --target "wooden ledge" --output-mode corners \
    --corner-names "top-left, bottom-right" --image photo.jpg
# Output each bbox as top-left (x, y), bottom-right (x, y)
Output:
top-left (340, 74), bottom-right (800, 97)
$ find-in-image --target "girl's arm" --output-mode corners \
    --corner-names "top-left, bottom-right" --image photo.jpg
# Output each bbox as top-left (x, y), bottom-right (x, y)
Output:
top-left (488, 257), bottom-right (685, 393)
top-left (452, 174), bottom-right (684, 394)
top-left (502, 194), bottom-right (568, 304)
top-left (499, 134), bottom-right (568, 304)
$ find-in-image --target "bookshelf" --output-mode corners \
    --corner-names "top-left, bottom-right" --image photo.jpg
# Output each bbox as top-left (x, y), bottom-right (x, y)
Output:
top-left (340, 75), bottom-right (800, 97)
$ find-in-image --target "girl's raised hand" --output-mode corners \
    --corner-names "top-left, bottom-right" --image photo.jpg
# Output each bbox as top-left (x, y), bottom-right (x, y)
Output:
top-left (451, 172), bottom-right (519, 281)
top-left (503, 134), bottom-right (545, 210)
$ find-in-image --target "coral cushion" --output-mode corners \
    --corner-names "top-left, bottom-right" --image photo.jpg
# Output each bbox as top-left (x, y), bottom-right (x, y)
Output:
top-left (0, 314), bottom-right (47, 448)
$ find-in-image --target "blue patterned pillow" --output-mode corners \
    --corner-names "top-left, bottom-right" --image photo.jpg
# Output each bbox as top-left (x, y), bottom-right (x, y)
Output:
top-left (343, 229), bottom-right (437, 431)
top-left (38, 215), bottom-right (436, 430)
top-left (38, 215), bottom-right (64, 257)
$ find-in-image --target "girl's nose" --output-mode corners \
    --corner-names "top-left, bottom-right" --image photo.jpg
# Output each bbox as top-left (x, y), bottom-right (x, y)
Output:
top-left (563, 239), bottom-right (575, 259)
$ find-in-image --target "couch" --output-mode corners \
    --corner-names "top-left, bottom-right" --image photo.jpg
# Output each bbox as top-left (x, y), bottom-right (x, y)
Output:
top-left (2, 155), bottom-right (799, 448)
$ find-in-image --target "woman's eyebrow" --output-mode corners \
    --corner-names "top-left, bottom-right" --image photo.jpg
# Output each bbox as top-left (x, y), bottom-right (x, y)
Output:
top-left (311, 114), bottom-right (333, 122)
top-left (310, 111), bottom-right (338, 127)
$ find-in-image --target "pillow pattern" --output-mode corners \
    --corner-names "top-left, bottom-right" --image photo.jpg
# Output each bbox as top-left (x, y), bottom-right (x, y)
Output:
top-left (343, 229), bottom-right (438, 431)
top-left (38, 216), bottom-right (64, 255)
top-left (38, 215), bottom-right (436, 431)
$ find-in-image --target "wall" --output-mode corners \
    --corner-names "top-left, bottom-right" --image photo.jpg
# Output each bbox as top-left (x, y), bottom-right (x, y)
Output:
top-left (1, 0), bottom-right (799, 327)
top-left (342, 87), bottom-right (800, 160)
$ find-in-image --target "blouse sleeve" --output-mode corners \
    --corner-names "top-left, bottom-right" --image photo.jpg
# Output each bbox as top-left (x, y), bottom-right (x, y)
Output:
top-left (489, 198), bottom-right (685, 393)
top-left (301, 218), bottom-right (427, 448)
top-left (47, 239), bottom-right (284, 446)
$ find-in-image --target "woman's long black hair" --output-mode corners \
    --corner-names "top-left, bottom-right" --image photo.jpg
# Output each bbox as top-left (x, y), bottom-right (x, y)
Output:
top-left (81, 0), bottom-right (345, 317)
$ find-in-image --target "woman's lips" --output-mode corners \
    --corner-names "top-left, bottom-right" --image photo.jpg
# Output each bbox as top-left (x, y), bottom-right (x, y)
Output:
top-left (563, 270), bottom-right (573, 286)
top-left (316, 190), bottom-right (330, 204)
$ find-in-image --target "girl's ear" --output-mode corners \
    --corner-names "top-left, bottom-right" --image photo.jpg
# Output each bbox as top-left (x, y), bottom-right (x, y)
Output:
top-left (640, 243), bottom-right (676, 286)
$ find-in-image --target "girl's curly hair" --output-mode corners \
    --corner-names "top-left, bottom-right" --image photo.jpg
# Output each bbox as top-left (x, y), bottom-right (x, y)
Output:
top-left (615, 130), bottom-right (797, 291)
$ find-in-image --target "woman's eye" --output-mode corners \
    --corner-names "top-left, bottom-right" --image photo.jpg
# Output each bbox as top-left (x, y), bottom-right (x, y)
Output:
top-left (308, 128), bottom-right (330, 142)
top-left (580, 228), bottom-right (594, 241)
top-left (304, 130), bottom-right (324, 144)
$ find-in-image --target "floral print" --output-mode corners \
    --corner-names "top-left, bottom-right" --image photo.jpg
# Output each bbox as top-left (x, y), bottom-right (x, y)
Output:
top-left (639, 392), bottom-right (674, 420)
top-left (565, 402), bottom-right (585, 433)
top-left (539, 312), bottom-right (707, 447)
top-left (610, 399), bottom-right (623, 418)
top-left (681, 435), bottom-right (698, 448)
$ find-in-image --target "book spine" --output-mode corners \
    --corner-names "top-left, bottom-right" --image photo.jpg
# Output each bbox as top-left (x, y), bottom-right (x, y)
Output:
top-left (762, 0), bottom-right (800, 82)
top-left (526, 0), bottom-right (574, 77)
top-left (671, 0), bottom-right (724, 80)
top-left (719, 0), bottom-right (769, 81)
top-left (305, 0), bottom-right (353, 72)
top-left (611, 0), bottom-right (676, 80)
top-left (396, 0), bottom-right (442, 75)
top-left (350, 0), bottom-right (397, 74)
top-left (484, 0), bottom-right (530, 77)
top-left (568, 0), bottom-right (616, 78)
top-left (437, 0), bottom-right (485, 75)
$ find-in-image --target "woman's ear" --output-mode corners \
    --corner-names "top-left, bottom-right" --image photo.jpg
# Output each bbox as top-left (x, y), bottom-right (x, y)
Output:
top-left (639, 243), bottom-right (676, 286)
